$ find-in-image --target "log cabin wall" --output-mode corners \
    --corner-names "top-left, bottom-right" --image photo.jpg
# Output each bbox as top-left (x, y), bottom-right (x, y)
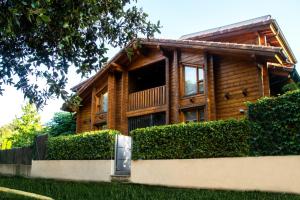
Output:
top-left (75, 49), bottom-right (267, 133)
top-left (76, 97), bottom-right (92, 133)
top-left (213, 55), bottom-right (262, 120)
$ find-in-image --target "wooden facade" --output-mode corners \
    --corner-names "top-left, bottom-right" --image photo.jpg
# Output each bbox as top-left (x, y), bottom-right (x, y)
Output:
top-left (73, 16), bottom-right (298, 134)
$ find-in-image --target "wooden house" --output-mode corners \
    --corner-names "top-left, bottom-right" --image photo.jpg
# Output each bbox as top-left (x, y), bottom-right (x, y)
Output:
top-left (71, 15), bottom-right (299, 134)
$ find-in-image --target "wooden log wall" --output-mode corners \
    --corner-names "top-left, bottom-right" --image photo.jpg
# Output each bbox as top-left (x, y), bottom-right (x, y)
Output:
top-left (76, 98), bottom-right (92, 133)
top-left (214, 56), bottom-right (261, 120)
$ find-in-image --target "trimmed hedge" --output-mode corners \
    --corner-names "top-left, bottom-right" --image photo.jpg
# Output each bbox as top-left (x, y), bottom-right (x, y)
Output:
top-left (131, 119), bottom-right (250, 160)
top-left (247, 90), bottom-right (300, 156)
top-left (46, 130), bottom-right (120, 160)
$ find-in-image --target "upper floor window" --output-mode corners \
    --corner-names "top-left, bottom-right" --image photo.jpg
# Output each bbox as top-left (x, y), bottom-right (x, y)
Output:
top-left (184, 65), bottom-right (204, 96)
top-left (183, 107), bottom-right (205, 123)
top-left (97, 91), bottom-right (108, 113)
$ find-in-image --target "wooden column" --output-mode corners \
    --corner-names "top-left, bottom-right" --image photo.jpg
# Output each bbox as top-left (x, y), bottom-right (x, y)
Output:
top-left (107, 72), bottom-right (116, 129)
top-left (90, 87), bottom-right (96, 130)
top-left (207, 55), bottom-right (217, 120)
top-left (262, 65), bottom-right (270, 97)
top-left (170, 49), bottom-right (179, 123)
top-left (75, 112), bottom-right (80, 133)
top-left (203, 53), bottom-right (209, 121)
top-left (121, 70), bottom-right (129, 134)
top-left (165, 57), bottom-right (170, 124)
top-left (258, 34), bottom-right (267, 46)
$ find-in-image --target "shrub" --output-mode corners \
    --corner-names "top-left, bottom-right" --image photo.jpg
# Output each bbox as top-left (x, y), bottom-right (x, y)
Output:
top-left (247, 90), bottom-right (300, 155)
top-left (46, 130), bottom-right (120, 160)
top-left (131, 119), bottom-right (250, 160)
top-left (45, 112), bottom-right (76, 136)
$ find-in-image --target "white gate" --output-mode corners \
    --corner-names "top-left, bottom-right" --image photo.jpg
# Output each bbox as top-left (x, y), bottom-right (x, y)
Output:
top-left (114, 135), bottom-right (131, 176)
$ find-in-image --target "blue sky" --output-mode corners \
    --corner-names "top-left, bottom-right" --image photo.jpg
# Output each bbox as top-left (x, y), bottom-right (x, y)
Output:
top-left (0, 0), bottom-right (299, 126)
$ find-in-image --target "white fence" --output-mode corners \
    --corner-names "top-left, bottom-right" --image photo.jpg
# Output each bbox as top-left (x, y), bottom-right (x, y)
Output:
top-left (31, 160), bottom-right (113, 182)
top-left (1, 156), bottom-right (300, 195)
top-left (131, 156), bottom-right (300, 194)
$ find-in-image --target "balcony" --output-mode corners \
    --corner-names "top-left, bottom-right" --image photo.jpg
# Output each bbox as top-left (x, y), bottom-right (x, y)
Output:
top-left (128, 85), bottom-right (166, 111)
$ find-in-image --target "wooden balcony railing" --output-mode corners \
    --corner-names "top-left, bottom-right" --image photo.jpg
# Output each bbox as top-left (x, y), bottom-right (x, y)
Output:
top-left (128, 85), bottom-right (166, 111)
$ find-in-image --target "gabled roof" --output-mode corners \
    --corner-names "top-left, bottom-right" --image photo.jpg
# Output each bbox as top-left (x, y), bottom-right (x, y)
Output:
top-left (74, 38), bottom-right (287, 95)
top-left (180, 15), bottom-right (272, 40)
top-left (179, 15), bottom-right (297, 64)
top-left (140, 38), bottom-right (284, 56)
top-left (71, 76), bottom-right (93, 92)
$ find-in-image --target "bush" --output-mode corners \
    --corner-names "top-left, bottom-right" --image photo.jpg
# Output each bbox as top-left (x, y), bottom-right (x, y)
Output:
top-left (131, 119), bottom-right (250, 160)
top-left (46, 130), bottom-right (120, 160)
top-left (247, 90), bottom-right (300, 155)
top-left (45, 112), bottom-right (76, 136)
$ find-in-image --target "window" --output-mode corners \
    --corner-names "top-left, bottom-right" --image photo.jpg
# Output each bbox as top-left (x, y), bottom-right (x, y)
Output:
top-left (97, 91), bottom-right (108, 113)
top-left (184, 65), bottom-right (204, 96)
top-left (183, 107), bottom-right (205, 123)
top-left (95, 122), bottom-right (107, 130)
top-left (128, 112), bottom-right (166, 132)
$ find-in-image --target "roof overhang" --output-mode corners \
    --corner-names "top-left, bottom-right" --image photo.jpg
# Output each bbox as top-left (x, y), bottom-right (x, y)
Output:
top-left (269, 20), bottom-right (297, 64)
top-left (74, 38), bottom-right (287, 96)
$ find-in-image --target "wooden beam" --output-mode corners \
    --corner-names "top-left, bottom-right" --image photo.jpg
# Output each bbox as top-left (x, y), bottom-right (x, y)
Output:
top-left (107, 72), bottom-right (116, 129)
top-left (111, 62), bottom-right (123, 72)
top-left (75, 113), bottom-right (80, 133)
top-left (90, 87), bottom-right (96, 130)
top-left (258, 33), bottom-right (267, 46)
top-left (261, 65), bottom-right (270, 97)
top-left (120, 70), bottom-right (129, 134)
top-left (170, 49), bottom-right (180, 123)
top-left (165, 57), bottom-right (170, 124)
top-left (204, 53), bottom-right (209, 121)
top-left (275, 54), bottom-right (283, 65)
top-left (126, 105), bottom-right (167, 118)
top-left (207, 55), bottom-right (217, 120)
top-left (270, 24), bottom-right (294, 64)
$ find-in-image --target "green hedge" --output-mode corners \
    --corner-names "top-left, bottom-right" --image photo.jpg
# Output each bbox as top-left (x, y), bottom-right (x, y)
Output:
top-left (46, 130), bottom-right (120, 160)
top-left (131, 119), bottom-right (250, 160)
top-left (247, 90), bottom-right (300, 156)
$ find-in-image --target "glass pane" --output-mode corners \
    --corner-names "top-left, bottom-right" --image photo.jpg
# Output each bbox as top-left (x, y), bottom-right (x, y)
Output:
top-left (198, 81), bottom-right (204, 94)
top-left (199, 108), bottom-right (205, 121)
top-left (198, 67), bottom-right (204, 81)
top-left (184, 66), bottom-right (197, 96)
top-left (184, 110), bottom-right (197, 123)
top-left (102, 92), bottom-right (108, 112)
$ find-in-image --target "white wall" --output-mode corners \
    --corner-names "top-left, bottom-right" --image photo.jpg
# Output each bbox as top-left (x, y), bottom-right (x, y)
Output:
top-left (131, 156), bottom-right (300, 194)
top-left (0, 164), bottom-right (31, 177)
top-left (31, 160), bottom-right (113, 182)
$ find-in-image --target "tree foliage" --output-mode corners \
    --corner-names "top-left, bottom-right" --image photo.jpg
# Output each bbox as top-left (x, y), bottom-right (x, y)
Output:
top-left (0, 0), bottom-right (161, 107)
top-left (0, 103), bottom-right (43, 148)
top-left (46, 112), bottom-right (76, 136)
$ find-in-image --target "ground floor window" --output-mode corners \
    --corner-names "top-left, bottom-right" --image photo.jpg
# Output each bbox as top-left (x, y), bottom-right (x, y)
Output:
top-left (183, 107), bottom-right (205, 123)
top-left (95, 122), bottom-right (107, 130)
top-left (128, 112), bottom-right (166, 132)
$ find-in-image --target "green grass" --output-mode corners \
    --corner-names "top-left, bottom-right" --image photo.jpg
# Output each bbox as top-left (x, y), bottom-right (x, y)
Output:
top-left (0, 176), bottom-right (300, 200)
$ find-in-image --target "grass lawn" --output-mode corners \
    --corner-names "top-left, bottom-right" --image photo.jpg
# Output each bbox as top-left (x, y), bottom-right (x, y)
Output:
top-left (0, 176), bottom-right (300, 200)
